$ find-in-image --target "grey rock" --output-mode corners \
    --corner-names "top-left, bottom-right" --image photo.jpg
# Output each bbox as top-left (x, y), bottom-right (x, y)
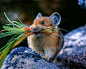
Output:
top-left (56, 24), bottom-right (86, 69)
top-left (1, 47), bottom-right (60, 69)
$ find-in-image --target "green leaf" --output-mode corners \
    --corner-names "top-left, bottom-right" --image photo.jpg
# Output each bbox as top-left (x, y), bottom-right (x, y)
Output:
top-left (0, 34), bottom-right (19, 51)
top-left (0, 32), bottom-right (22, 38)
top-left (4, 12), bottom-right (26, 28)
top-left (0, 33), bottom-right (27, 68)
top-left (0, 12), bottom-right (30, 68)
top-left (12, 21), bottom-right (26, 28)
top-left (4, 12), bottom-right (14, 24)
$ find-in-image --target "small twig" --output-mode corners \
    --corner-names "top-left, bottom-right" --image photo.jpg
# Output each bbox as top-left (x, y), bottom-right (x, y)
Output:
top-left (16, 16), bottom-right (26, 27)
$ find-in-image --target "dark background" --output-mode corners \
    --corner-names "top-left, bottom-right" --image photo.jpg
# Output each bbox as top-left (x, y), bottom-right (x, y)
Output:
top-left (0, 0), bottom-right (86, 48)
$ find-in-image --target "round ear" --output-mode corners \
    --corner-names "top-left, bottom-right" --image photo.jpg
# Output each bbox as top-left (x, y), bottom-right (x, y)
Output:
top-left (50, 12), bottom-right (61, 26)
top-left (36, 13), bottom-right (42, 19)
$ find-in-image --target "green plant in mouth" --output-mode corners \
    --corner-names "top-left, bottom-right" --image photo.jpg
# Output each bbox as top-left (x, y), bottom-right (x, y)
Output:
top-left (0, 12), bottom-right (31, 68)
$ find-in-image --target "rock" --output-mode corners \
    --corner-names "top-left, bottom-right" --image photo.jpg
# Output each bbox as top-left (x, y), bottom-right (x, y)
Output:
top-left (1, 47), bottom-right (60, 69)
top-left (78, 0), bottom-right (86, 9)
top-left (56, 24), bottom-right (86, 69)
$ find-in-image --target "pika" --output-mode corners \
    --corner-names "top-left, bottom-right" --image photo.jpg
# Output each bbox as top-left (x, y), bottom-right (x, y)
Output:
top-left (27, 12), bottom-right (64, 62)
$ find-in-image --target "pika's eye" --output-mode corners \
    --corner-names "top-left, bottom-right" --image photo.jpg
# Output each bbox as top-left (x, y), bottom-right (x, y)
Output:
top-left (41, 21), bottom-right (44, 24)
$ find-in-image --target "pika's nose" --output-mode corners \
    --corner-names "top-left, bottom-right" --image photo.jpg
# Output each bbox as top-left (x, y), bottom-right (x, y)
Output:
top-left (32, 27), bottom-right (36, 30)
top-left (32, 27), bottom-right (37, 32)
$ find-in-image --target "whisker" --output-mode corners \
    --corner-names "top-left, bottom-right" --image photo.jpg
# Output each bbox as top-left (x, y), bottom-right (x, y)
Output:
top-left (16, 16), bottom-right (26, 27)
top-left (59, 28), bottom-right (69, 33)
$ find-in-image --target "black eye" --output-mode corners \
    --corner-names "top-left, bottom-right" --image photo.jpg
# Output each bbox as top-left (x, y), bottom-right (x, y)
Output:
top-left (41, 21), bottom-right (44, 24)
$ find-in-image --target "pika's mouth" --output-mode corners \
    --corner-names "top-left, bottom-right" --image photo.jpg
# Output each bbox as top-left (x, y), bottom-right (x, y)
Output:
top-left (31, 29), bottom-right (43, 35)
top-left (33, 32), bottom-right (40, 34)
top-left (32, 30), bottom-right (41, 34)
top-left (33, 32), bottom-right (42, 37)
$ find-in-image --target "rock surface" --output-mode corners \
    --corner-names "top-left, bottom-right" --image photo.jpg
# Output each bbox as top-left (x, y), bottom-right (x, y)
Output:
top-left (1, 47), bottom-right (60, 69)
top-left (56, 24), bottom-right (86, 69)
top-left (1, 25), bottom-right (86, 69)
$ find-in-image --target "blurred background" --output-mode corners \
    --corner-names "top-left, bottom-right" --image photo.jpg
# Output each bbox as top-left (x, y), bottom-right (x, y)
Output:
top-left (0, 0), bottom-right (86, 48)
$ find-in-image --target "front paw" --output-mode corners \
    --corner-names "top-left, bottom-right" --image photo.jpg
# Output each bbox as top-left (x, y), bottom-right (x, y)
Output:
top-left (33, 51), bottom-right (44, 56)
top-left (39, 51), bottom-right (44, 56)
top-left (42, 55), bottom-right (52, 62)
top-left (42, 55), bottom-right (49, 60)
top-left (42, 55), bottom-right (55, 63)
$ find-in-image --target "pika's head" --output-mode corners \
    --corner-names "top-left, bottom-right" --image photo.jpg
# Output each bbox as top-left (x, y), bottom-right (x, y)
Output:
top-left (30, 12), bottom-right (61, 34)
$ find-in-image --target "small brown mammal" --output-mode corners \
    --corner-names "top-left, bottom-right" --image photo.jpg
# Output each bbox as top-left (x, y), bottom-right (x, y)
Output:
top-left (27, 12), bottom-right (64, 62)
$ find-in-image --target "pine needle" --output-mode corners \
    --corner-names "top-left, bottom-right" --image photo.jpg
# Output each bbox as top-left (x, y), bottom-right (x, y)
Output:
top-left (0, 12), bottom-right (31, 68)
top-left (0, 33), bottom-right (29, 67)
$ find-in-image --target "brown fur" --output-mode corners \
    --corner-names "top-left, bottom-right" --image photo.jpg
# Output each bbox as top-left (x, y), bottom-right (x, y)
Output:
top-left (27, 17), bottom-right (64, 62)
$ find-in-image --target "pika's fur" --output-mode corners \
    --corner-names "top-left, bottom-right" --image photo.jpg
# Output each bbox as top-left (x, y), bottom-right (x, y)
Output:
top-left (27, 12), bottom-right (64, 62)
